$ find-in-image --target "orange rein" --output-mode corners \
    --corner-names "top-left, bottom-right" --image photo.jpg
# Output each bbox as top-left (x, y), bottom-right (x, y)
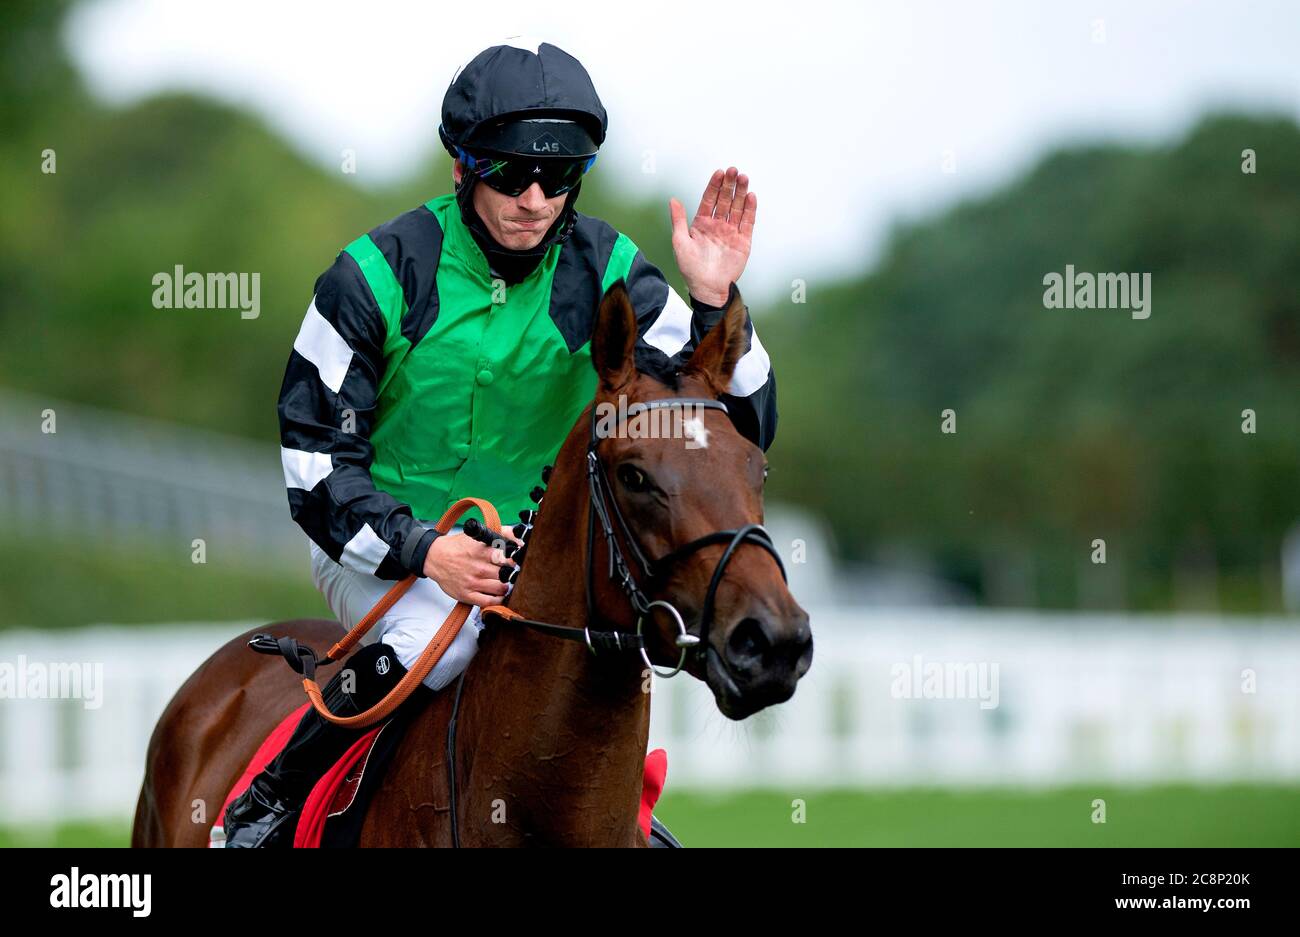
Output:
top-left (302, 496), bottom-right (509, 728)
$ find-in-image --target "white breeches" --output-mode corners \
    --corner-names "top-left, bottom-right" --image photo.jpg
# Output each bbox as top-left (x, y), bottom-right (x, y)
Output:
top-left (308, 536), bottom-right (486, 692)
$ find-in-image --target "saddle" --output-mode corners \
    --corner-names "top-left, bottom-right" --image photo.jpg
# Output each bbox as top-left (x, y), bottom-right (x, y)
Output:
top-left (210, 697), bottom-right (670, 847)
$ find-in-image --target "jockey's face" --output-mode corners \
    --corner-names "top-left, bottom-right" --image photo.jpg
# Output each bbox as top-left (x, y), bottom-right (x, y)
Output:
top-left (454, 160), bottom-right (568, 251)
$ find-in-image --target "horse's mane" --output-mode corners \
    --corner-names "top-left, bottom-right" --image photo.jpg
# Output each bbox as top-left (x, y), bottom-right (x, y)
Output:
top-left (632, 346), bottom-right (685, 390)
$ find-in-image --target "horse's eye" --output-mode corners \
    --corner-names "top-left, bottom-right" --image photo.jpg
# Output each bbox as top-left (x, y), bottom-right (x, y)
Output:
top-left (762, 464), bottom-right (770, 483)
top-left (617, 463), bottom-right (651, 493)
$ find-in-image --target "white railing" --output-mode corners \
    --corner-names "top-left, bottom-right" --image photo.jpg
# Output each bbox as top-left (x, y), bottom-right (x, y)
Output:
top-left (650, 608), bottom-right (1300, 788)
top-left (0, 388), bottom-right (302, 568)
top-left (2, 608), bottom-right (1299, 826)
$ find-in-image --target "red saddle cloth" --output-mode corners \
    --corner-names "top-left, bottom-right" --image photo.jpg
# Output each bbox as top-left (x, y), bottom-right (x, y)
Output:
top-left (213, 704), bottom-right (669, 847)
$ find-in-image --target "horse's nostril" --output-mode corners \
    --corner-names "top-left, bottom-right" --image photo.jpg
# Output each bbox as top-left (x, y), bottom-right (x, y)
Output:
top-left (726, 617), bottom-right (772, 667)
top-left (722, 609), bottom-right (814, 689)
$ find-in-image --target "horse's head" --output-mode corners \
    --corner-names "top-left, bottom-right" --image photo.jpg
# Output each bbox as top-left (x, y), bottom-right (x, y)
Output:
top-left (586, 280), bottom-right (812, 719)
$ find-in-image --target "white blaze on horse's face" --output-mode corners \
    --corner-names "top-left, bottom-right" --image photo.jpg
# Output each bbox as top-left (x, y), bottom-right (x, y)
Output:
top-left (682, 416), bottom-right (709, 449)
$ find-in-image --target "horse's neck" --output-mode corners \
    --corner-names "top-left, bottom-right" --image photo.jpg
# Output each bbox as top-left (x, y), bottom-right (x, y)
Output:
top-left (461, 436), bottom-right (650, 843)
top-left (505, 435), bottom-right (647, 716)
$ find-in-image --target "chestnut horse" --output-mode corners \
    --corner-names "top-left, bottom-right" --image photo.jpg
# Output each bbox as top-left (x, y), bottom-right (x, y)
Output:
top-left (132, 281), bottom-right (812, 847)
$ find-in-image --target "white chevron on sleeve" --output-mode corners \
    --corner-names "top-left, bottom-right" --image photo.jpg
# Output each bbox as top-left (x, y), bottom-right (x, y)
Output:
top-left (644, 287), bottom-right (772, 398)
top-left (340, 523), bottom-right (390, 575)
top-left (641, 287), bottom-right (692, 358)
top-left (281, 446), bottom-right (333, 491)
top-left (293, 296), bottom-right (354, 394)
top-left (729, 326), bottom-right (772, 398)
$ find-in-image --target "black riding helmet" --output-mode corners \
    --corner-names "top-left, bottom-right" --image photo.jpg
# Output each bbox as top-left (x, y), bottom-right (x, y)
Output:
top-left (438, 38), bottom-right (608, 283)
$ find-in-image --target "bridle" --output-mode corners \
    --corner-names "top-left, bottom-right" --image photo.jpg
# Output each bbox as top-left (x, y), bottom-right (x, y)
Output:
top-left (579, 396), bottom-right (787, 677)
top-left (477, 395), bottom-right (787, 675)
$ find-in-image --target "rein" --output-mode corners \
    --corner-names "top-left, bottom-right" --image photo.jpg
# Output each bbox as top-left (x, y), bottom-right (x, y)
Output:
top-left (249, 496), bottom-right (503, 728)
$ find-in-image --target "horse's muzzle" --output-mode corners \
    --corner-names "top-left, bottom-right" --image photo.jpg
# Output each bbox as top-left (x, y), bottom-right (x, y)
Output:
top-left (706, 604), bottom-right (813, 720)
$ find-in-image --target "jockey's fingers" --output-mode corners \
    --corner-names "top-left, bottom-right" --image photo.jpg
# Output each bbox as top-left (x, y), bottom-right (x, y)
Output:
top-left (465, 537), bottom-right (496, 556)
top-left (488, 546), bottom-right (518, 567)
top-left (490, 528), bottom-right (522, 547)
top-left (470, 579), bottom-right (508, 599)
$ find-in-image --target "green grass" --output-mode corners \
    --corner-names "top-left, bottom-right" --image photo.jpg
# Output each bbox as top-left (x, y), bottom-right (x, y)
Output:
top-left (655, 785), bottom-right (1300, 847)
top-left (0, 527), bottom-right (328, 630)
top-left (0, 820), bottom-right (132, 848)
top-left (4, 785), bottom-right (1299, 847)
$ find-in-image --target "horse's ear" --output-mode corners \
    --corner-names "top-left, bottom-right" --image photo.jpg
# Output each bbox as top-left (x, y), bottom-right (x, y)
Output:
top-left (684, 285), bottom-right (748, 393)
top-left (592, 279), bottom-right (637, 390)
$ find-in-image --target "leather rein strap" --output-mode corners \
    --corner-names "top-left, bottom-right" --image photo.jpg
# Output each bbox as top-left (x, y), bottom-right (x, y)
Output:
top-left (249, 496), bottom-right (502, 729)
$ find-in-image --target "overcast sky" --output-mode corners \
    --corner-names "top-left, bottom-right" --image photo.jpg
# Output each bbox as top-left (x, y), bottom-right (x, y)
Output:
top-left (66, 0), bottom-right (1300, 299)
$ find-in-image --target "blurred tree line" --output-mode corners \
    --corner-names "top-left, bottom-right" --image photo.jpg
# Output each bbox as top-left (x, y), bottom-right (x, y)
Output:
top-left (3, 1), bottom-right (1297, 613)
top-left (765, 115), bottom-right (1300, 610)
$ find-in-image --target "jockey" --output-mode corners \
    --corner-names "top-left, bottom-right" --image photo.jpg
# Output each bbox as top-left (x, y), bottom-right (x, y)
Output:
top-left (223, 36), bottom-right (776, 847)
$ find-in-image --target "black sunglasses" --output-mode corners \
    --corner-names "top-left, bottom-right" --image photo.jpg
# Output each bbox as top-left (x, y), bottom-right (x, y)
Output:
top-left (458, 147), bottom-right (596, 198)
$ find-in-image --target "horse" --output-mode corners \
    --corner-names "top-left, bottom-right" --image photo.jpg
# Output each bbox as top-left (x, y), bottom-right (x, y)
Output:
top-left (132, 279), bottom-right (813, 847)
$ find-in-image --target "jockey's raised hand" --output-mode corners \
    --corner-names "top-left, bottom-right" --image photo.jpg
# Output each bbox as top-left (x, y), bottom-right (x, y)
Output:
top-left (669, 166), bottom-right (757, 307)
top-left (423, 528), bottom-right (521, 607)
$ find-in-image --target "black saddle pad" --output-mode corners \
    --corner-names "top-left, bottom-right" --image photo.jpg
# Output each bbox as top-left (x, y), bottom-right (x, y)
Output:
top-left (319, 687), bottom-right (432, 847)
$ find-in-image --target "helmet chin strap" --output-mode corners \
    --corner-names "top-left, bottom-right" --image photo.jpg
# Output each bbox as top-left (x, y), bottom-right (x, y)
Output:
top-left (454, 171), bottom-right (581, 285)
